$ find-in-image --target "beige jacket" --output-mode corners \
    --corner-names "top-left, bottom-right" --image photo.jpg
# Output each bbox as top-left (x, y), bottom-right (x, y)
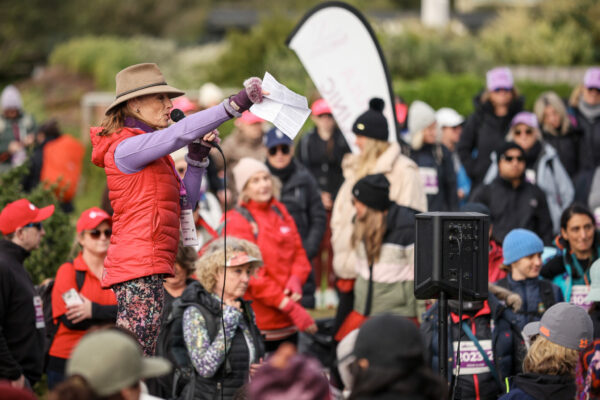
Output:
top-left (330, 142), bottom-right (427, 279)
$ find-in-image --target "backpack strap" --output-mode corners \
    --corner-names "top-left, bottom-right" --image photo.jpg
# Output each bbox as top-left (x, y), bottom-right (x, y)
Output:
top-left (270, 203), bottom-right (284, 220)
top-left (538, 279), bottom-right (557, 312)
top-left (75, 269), bottom-right (86, 291)
top-left (235, 206), bottom-right (259, 239)
top-left (461, 322), bottom-right (504, 390)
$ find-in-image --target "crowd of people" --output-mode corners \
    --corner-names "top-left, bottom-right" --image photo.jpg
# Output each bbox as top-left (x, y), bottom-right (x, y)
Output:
top-left (1, 63), bottom-right (600, 400)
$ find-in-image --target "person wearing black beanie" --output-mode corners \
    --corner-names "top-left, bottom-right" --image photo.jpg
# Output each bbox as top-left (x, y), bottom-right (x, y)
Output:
top-left (352, 98), bottom-right (389, 142)
top-left (334, 173), bottom-right (423, 343)
top-left (330, 99), bottom-right (427, 338)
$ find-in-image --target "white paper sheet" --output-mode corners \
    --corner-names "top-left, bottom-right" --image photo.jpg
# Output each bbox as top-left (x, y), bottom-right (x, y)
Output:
top-left (250, 72), bottom-right (311, 139)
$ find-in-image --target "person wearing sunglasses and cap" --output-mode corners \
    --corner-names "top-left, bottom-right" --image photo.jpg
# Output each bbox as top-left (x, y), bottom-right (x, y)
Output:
top-left (90, 63), bottom-right (265, 356)
top-left (457, 67), bottom-right (524, 190)
top-left (46, 207), bottom-right (118, 389)
top-left (173, 237), bottom-right (265, 399)
top-left (471, 142), bottom-right (553, 245)
top-left (482, 112), bottom-right (574, 236)
top-left (265, 127), bottom-right (326, 310)
top-left (0, 198), bottom-right (54, 389)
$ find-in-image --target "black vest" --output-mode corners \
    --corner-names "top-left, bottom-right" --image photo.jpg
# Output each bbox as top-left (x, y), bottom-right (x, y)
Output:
top-left (167, 281), bottom-right (264, 400)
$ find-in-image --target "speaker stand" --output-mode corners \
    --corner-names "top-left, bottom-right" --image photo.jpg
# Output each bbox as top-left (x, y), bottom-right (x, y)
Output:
top-left (438, 290), bottom-right (448, 379)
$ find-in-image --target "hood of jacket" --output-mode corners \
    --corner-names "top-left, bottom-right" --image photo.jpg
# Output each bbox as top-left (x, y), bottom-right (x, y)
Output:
top-left (512, 373), bottom-right (575, 400)
top-left (341, 142), bottom-right (408, 181)
top-left (90, 126), bottom-right (143, 168)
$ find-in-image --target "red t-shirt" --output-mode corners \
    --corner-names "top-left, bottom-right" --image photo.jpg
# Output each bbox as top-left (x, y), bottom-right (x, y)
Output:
top-left (49, 253), bottom-right (117, 359)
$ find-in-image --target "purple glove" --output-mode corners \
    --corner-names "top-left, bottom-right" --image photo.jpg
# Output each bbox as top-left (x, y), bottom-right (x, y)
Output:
top-left (187, 129), bottom-right (219, 162)
top-left (227, 77), bottom-right (263, 114)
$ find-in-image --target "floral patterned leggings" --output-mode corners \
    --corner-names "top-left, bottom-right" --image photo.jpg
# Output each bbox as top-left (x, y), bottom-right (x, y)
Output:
top-left (112, 275), bottom-right (165, 356)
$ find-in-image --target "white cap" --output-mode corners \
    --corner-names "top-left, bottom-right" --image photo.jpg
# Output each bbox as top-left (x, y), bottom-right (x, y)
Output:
top-left (436, 107), bottom-right (464, 128)
top-left (198, 83), bottom-right (224, 108)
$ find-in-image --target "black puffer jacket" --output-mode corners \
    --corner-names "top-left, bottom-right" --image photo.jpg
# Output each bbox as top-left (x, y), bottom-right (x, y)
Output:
top-left (572, 105), bottom-right (600, 170)
top-left (410, 143), bottom-right (459, 211)
top-left (458, 96), bottom-right (524, 189)
top-left (470, 176), bottom-right (553, 245)
top-left (296, 127), bottom-right (351, 199)
top-left (0, 240), bottom-right (45, 385)
top-left (542, 127), bottom-right (583, 178)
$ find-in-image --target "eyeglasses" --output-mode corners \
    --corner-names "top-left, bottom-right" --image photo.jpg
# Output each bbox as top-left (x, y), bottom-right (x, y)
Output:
top-left (268, 144), bottom-right (290, 156)
top-left (492, 88), bottom-right (512, 93)
top-left (23, 222), bottom-right (43, 230)
top-left (87, 229), bottom-right (112, 239)
top-left (514, 128), bottom-right (533, 136)
top-left (501, 155), bottom-right (525, 163)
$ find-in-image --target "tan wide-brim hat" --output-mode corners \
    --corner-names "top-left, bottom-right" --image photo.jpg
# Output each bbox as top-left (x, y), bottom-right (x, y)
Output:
top-left (105, 63), bottom-right (185, 115)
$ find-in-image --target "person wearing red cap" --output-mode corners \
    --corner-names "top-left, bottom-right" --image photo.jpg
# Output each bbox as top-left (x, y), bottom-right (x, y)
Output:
top-left (0, 198), bottom-right (54, 388)
top-left (46, 207), bottom-right (117, 389)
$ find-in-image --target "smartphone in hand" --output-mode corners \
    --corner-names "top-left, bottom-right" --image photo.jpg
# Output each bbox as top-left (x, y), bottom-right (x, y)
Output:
top-left (62, 288), bottom-right (83, 307)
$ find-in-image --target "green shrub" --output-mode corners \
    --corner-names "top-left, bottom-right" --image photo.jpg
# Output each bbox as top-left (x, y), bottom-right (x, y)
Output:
top-left (479, 7), bottom-right (594, 66)
top-left (49, 36), bottom-right (217, 91)
top-left (382, 24), bottom-right (492, 80)
top-left (0, 164), bottom-right (73, 284)
top-left (395, 73), bottom-right (575, 116)
top-left (207, 15), bottom-right (306, 90)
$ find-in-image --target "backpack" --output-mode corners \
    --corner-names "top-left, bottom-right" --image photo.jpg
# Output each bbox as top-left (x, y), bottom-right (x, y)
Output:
top-left (155, 297), bottom-right (220, 399)
top-left (37, 266), bottom-right (85, 370)
top-left (40, 135), bottom-right (85, 202)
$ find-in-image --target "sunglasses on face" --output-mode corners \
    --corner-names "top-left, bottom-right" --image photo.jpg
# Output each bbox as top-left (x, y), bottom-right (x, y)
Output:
top-left (586, 87), bottom-right (600, 94)
top-left (501, 155), bottom-right (525, 163)
top-left (268, 144), bottom-right (290, 156)
top-left (24, 222), bottom-right (43, 230)
top-left (493, 88), bottom-right (512, 93)
top-left (87, 229), bottom-right (112, 239)
top-left (515, 128), bottom-right (533, 136)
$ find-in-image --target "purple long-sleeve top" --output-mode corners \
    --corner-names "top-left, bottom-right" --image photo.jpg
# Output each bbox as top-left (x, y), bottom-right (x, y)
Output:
top-left (114, 104), bottom-right (230, 208)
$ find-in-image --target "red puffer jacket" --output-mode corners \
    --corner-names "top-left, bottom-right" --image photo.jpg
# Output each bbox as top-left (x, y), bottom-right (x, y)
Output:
top-left (90, 127), bottom-right (179, 287)
top-left (224, 198), bottom-right (311, 331)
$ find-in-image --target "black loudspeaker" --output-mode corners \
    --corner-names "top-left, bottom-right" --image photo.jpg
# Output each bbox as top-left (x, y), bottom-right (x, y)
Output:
top-left (414, 212), bottom-right (489, 300)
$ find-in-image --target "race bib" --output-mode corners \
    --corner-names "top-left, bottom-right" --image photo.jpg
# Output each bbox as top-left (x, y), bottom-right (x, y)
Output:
top-left (180, 208), bottom-right (199, 247)
top-left (453, 339), bottom-right (493, 375)
top-left (419, 167), bottom-right (439, 195)
top-left (571, 285), bottom-right (592, 311)
top-left (33, 295), bottom-right (45, 329)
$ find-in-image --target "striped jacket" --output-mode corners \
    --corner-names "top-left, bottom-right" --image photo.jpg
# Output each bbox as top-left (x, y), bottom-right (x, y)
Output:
top-left (352, 203), bottom-right (424, 318)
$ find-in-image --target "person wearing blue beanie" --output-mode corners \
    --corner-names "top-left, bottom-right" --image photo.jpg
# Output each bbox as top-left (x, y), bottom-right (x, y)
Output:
top-left (495, 229), bottom-right (563, 334)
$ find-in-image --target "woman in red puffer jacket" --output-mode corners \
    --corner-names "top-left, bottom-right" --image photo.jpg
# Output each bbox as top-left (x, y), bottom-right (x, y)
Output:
top-left (225, 157), bottom-right (317, 352)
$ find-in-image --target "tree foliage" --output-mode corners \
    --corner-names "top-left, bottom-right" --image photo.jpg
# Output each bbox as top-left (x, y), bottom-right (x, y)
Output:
top-left (479, 2), bottom-right (596, 66)
top-left (0, 164), bottom-right (73, 284)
